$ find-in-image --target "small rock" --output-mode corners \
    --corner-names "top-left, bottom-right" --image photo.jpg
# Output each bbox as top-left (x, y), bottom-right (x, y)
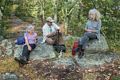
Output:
top-left (1, 39), bottom-right (8, 47)
top-left (118, 66), bottom-right (120, 69)
top-left (1, 72), bottom-right (19, 80)
top-left (6, 49), bottom-right (13, 56)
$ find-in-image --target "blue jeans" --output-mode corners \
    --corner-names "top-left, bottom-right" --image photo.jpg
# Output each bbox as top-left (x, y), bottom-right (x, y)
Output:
top-left (79, 32), bottom-right (97, 49)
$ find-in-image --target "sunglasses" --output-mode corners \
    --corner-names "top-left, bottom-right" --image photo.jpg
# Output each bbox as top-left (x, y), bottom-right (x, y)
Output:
top-left (47, 21), bottom-right (52, 23)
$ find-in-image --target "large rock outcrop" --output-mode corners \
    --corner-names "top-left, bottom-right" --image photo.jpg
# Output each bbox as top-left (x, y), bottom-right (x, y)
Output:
top-left (30, 43), bottom-right (56, 60)
top-left (74, 52), bottom-right (119, 68)
top-left (0, 38), bottom-right (56, 60)
top-left (0, 36), bottom-right (119, 68)
top-left (65, 35), bottom-right (109, 52)
top-left (85, 35), bottom-right (109, 53)
top-left (0, 37), bottom-right (61, 63)
top-left (0, 39), bottom-right (13, 56)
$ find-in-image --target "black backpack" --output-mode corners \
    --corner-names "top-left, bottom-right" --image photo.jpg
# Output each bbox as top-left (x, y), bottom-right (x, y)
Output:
top-left (53, 30), bottom-right (66, 53)
top-left (53, 44), bottom-right (66, 53)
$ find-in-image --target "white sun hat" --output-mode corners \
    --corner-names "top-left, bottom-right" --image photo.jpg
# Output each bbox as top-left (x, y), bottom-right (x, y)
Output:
top-left (46, 17), bottom-right (54, 22)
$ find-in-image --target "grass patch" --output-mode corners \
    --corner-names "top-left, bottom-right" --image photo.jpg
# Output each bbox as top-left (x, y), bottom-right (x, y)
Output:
top-left (112, 76), bottom-right (120, 80)
top-left (0, 56), bottom-right (45, 79)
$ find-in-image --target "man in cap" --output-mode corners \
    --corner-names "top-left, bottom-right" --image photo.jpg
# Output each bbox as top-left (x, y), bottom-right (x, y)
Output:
top-left (42, 17), bottom-right (64, 45)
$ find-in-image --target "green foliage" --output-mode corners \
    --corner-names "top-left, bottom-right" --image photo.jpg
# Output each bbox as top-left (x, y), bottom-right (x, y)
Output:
top-left (0, 20), bottom-right (10, 37)
top-left (112, 76), bottom-right (120, 80)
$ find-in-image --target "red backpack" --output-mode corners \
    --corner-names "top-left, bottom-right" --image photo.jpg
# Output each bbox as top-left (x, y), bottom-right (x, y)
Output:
top-left (72, 40), bottom-right (79, 56)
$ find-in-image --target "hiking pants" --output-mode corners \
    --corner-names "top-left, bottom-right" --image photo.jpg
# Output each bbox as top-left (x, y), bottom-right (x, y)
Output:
top-left (79, 32), bottom-right (97, 49)
top-left (21, 44), bottom-right (36, 61)
top-left (46, 31), bottom-right (64, 45)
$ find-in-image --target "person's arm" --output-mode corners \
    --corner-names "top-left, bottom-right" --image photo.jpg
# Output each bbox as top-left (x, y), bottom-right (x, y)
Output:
top-left (24, 33), bottom-right (32, 51)
top-left (86, 29), bottom-right (97, 32)
top-left (85, 20), bottom-right (101, 33)
top-left (95, 20), bottom-right (101, 33)
top-left (42, 25), bottom-right (49, 37)
top-left (85, 21), bottom-right (91, 32)
top-left (34, 32), bottom-right (38, 43)
top-left (88, 20), bottom-right (101, 32)
top-left (42, 25), bottom-right (53, 38)
top-left (85, 21), bottom-right (96, 32)
top-left (53, 23), bottom-right (60, 30)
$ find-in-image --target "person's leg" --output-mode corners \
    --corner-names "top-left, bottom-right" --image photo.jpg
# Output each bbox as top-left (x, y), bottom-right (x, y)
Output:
top-left (14, 45), bottom-right (30, 64)
top-left (78, 32), bottom-right (94, 58)
top-left (78, 32), bottom-right (97, 58)
top-left (80, 32), bottom-right (97, 49)
top-left (47, 32), bottom-right (56, 37)
top-left (86, 32), bottom-right (97, 40)
top-left (78, 35), bottom-right (88, 58)
top-left (45, 32), bottom-right (57, 45)
top-left (21, 45), bottom-right (30, 62)
top-left (27, 44), bottom-right (36, 61)
top-left (46, 38), bottom-right (55, 45)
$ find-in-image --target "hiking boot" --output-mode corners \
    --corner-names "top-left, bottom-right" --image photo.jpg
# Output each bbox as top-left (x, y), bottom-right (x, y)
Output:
top-left (78, 51), bottom-right (84, 59)
top-left (14, 57), bottom-right (28, 65)
top-left (78, 46), bottom-right (84, 59)
top-left (14, 57), bottom-right (21, 62)
top-left (20, 57), bottom-right (28, 64)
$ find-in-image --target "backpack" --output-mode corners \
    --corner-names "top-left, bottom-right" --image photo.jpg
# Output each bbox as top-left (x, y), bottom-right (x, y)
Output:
top-left (52, 29), bottom-right (66, 53)
top-left (53, 44), bottom-right (66, 53)
top-left (72, 40), bottom-right (79, 56)
top-left (15, 36), bottom-right (25, 45)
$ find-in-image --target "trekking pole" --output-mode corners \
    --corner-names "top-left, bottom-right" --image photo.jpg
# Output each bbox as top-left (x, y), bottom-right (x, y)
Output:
top-left (57, 29), bottom-right (59, 45)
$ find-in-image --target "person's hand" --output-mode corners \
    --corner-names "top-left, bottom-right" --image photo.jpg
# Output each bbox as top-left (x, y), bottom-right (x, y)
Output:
top-left (57, 29), bottom-right (59, 32)
top-left (86, 29), bottom-right (93, 32)
top-left (28, 46), bottom-right (32, 51)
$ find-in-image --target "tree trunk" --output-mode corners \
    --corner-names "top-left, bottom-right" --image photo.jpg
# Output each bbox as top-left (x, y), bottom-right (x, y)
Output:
top-left (53, 0), bottom-right (57, 22)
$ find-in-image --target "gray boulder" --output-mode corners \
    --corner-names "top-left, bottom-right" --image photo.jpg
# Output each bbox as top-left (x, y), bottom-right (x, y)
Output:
top-left (14, 45), bottom-right (23, 58)
top-left (0, 39), bottom-right (13, 56)
top-left (6, 42), bottom-right (13, 56)
top-left (65, 35), bottom-right (109, 52)
top-left (13, 36), bottom-right (56, 60)
top-left (85, 35), bottom-right (109, 52)
top-left (1, 39), bottom-right (8, 47)
top-left (0, 73), bottom-right (19, 80)
top-left (30, 43), bottom-right (56, 60)
top-left (53, 57), bottom-right (75, 67)
top-left (74, 52), bottom-right (119, 68)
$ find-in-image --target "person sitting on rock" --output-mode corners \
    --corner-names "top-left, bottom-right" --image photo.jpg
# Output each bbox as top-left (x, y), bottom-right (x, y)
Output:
top-left (15, 24), bottom-right (37, 64)
top-left (42, 17), bottom-right (64, 45)
top-left (42, 17), bottom-right (65, 58)
top-left (78, 9), bottom-right (101, 58)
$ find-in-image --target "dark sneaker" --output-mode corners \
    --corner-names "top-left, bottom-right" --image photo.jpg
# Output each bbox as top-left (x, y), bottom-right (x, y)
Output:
top-left (14, 57), bottom-right (21, 62)
top-left (14, 57), bottom-right (28, 64)
top-left (78, 50), bottom-right (84, 59)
